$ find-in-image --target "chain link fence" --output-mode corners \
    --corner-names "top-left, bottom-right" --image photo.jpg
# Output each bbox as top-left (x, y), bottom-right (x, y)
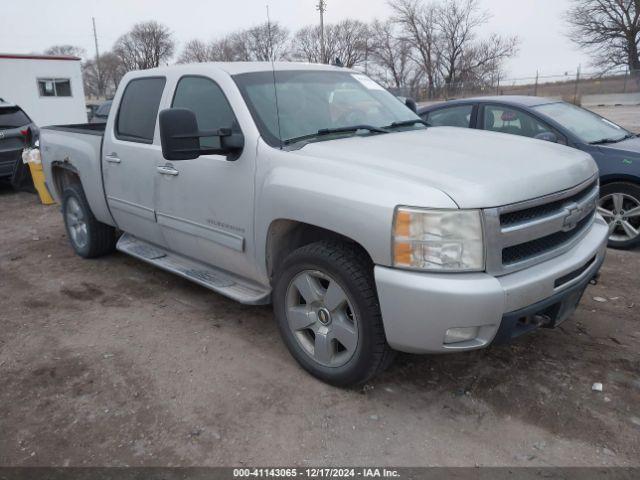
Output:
top-left (410, 68), bottom-right (640, 106)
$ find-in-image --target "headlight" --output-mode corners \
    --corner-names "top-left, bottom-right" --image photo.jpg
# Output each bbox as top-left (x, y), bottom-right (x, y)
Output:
top-left (393, 207), bottom-right (485, 272)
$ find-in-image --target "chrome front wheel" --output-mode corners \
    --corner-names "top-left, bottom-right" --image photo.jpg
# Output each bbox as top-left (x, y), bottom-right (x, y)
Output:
top-left (285, 270), bottom-right (358, 368)
top-left (598, 191), bottom-right (640, 245)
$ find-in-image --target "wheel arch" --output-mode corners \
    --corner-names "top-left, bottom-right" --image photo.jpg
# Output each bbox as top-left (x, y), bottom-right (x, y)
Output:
top-left (265, 219), bottom-right (374, 283)
top-left (600, 173), bottom-right (640, 187)
top-left (50, 162), bottom-right (82, 199)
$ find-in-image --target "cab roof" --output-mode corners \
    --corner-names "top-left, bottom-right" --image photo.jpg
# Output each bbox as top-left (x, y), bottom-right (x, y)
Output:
top-left (141, 61), bottom-right (354, 76)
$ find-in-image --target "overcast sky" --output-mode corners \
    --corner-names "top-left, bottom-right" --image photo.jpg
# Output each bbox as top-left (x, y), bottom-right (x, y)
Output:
top-left (0, 0), bottom-right (591, 80)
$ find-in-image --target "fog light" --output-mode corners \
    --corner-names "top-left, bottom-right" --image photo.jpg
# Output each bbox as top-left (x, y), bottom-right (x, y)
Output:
top-left (444, 327), bottom-right (479, 344)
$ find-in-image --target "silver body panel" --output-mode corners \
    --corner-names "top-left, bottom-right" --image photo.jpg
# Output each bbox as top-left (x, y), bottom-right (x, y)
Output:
top-left (40, 62), bottom-right (608, 354)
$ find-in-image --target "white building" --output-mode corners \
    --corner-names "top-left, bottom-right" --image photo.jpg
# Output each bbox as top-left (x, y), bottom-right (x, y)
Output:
top-left (0, 53), bottom-right (87, 127)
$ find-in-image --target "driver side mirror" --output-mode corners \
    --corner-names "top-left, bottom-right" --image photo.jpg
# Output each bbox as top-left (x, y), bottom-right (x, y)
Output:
top-left (404, 97), bottom-right (418, 114)
top-left (396, 96), bottom-right (418, 113)
top-left (159, 108), bottom-right (244, 161)
top-left (534, 132), bottom-right (558, 143)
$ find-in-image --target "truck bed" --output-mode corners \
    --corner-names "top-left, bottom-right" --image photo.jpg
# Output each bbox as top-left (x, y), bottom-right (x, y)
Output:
top-left (40, 122), bottom-right (114, 226)
top-left (44, 123), bottom-right (105, 136)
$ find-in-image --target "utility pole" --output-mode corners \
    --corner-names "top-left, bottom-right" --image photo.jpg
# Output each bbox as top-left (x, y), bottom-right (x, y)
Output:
top-left (92, 17), bottom-right (103, 98)
top-left (316, 0), bottom-right (327, 63)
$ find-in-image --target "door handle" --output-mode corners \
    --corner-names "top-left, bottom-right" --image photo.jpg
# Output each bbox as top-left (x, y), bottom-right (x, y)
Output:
top-left (157, 165), bottom-right (179, 176)
top-left (105, 153), bottom-right (121, 163)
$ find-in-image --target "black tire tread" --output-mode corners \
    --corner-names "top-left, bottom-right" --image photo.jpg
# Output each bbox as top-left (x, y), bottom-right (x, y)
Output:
top-left (276, 240), bottom-right (395, 386)
top-left (62, 183), bottom-right (116, 258)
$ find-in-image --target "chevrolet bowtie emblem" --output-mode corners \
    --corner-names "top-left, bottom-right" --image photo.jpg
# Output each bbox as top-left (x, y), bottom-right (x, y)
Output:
top-left (562, 204), bottom-right (582, 231)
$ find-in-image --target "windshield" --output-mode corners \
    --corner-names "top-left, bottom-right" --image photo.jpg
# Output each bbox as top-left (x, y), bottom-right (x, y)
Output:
top-left (0, 107), bottom-right (31, 129)
top-left (534, 102), bottom-right (630, 144)
top-left (233, 70), bottom-right (421, 147)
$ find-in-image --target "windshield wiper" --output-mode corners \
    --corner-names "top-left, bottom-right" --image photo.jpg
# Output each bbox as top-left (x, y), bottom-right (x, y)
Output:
top-left (590, 132), bottom-right (637, 145)
top-left (383, 119), bottom-right (430, 129)
top-left (283, 125), bottom-right (389, 146)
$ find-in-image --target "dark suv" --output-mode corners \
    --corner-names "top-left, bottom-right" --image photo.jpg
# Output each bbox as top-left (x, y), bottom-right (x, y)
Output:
top-left (0, 99), bottom-right (38, 188)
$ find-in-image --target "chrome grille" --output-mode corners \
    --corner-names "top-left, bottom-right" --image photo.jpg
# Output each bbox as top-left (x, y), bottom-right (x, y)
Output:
top-left (484, 176), bottom-right (599, 276)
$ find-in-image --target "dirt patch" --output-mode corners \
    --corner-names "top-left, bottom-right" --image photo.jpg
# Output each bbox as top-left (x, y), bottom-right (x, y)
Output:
top-left (0, 188), bottom-right (639, 466)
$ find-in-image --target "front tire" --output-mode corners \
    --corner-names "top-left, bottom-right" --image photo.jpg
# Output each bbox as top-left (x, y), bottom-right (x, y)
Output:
top-left (273, 241), bottom-right (394, 387)
top-left (62, 184), bottom-right (116, 258)
top-left (598, 182), bottom-right (640, 249)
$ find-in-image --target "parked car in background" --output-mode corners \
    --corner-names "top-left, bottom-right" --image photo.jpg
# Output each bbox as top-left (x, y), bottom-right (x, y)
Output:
top-left (39, 63), bottom-right (608, 386)
top-left (89, 100), bottom-right (112, 124)
top-left (419, 96), bottom-right (640, 249)
top-left (0, 98), bottom-right (38, 189)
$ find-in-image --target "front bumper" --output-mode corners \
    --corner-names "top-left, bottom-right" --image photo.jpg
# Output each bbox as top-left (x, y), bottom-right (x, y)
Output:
top-left (375, 216), bottom-right (609, 354)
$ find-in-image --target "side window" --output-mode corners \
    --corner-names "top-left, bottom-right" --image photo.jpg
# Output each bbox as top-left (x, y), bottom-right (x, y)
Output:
top-left (426, 105), bottom-right (473, 128)
top-left (38, 78), bottom-right (72, 97)
top-left (172, 76), bottom-right (239, 149)
top-left (483, 105), bottom-right (556, 140)
top-left (116, 77), bottom-right (166, 143)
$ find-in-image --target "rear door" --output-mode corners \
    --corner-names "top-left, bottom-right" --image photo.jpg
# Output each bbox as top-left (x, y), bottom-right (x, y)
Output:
top-left (102, 76), bottom-right (168, 245)
top-left (0, 107), bottom-right (30, 178)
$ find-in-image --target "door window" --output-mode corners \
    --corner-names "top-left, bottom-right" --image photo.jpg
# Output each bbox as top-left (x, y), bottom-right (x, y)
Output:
top-left (426, 105), bottom-right (473, 128)
top-left (116, 77), bottom-right (166, 143)
top-left (483, 105), bottom-right (555, 139)
top-left (172, 76), bottom-right (239, 149)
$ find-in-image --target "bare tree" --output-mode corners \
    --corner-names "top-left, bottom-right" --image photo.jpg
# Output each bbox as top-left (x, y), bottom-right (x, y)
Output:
top-left (566, 0), bottom-right (640, 71)
top-left (389, 0), bottom-right (440, 98)
top-left (83, 52), bottom-right (127, 98)
top-left (178, 39), bottom-right (212, 63)
top-left (292, 19), bottom-right (368, 67)
top-left (369, 19), bottom-right (413, 88)
top-left (435, 0), bottom-right (488, 86)
top-left (291, 25), bottom-right (324, 63)
top-left (178, 22), bottom-right (289, 64)
top-left (114, 21), bottom-right (175, 70)
top-left (245, 21), bottom-right (290, 61)
top-left (45, 45), bottom-right (86, 58)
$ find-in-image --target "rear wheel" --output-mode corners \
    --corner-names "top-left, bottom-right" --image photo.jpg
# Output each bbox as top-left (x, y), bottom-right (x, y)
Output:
top-left (598, 182), bottom-right (640, 249)
top-left (62, 183), bottom-right (117, 258)
top-left (273, 240), bottom-right (395, 387)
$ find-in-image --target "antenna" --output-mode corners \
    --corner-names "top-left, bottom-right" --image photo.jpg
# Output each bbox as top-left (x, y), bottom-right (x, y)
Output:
top-left (266, 4), bottom-right (283, 149)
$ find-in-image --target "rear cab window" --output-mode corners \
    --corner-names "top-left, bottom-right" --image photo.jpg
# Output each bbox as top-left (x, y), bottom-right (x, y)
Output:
top-left (426, 105), bottom-right (473, 128)
top-left (116, 77), bottom-right (166, 143)
top-left (0, 107), bottom-right (31, 129)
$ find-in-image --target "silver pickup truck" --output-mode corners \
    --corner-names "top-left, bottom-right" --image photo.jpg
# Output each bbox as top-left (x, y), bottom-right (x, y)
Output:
top-left (40, 62), bottom-right (609, 386)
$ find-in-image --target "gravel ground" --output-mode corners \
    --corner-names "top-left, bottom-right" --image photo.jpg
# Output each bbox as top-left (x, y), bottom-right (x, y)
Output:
top-left (0, 186), bottom-right (639, 467)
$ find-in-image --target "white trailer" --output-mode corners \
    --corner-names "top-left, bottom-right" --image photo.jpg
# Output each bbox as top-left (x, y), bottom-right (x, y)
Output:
top-left (0, 53), bottom-right (87, 127)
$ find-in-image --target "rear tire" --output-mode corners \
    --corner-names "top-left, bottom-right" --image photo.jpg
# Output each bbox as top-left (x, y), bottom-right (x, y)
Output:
top-left (598, 182), bottom-right (640, 249)
top-left (62, 183), bottom-right (116, 258)
top-left (273, 240), bottom-right (395, 387)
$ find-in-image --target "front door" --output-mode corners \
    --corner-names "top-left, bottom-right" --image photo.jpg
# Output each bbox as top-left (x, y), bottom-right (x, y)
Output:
top-left (154, 75), bottom-right (257, 280)
top-left (102, 76), bottom-right (167, 246)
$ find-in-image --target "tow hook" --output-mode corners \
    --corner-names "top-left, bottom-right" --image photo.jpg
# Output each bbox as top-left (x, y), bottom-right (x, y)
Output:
top-left (531, 314), bottom-right (552, 327)
top-left (589, 273), bottom-right (600, 286)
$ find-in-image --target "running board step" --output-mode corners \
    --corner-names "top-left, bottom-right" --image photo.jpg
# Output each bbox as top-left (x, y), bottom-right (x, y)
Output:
top-left (117, 234), bottom-right (270, 305)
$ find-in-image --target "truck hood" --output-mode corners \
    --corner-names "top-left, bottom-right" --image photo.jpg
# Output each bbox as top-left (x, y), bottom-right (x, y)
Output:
top-left (296, 127), bottom-right (598, 209)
